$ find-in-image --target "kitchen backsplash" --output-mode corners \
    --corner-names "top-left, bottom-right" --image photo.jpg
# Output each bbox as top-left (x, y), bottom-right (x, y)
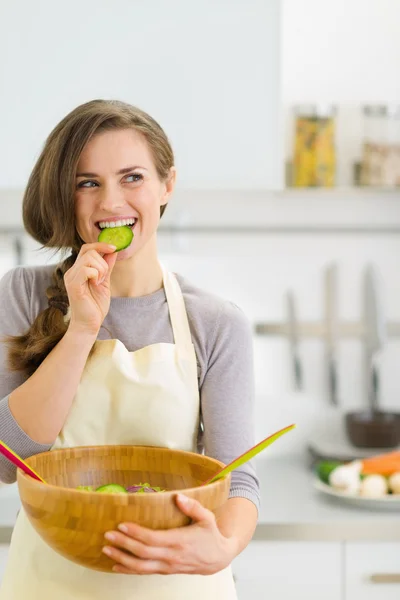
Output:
top-left (1, 224), bottom-right (399, 457)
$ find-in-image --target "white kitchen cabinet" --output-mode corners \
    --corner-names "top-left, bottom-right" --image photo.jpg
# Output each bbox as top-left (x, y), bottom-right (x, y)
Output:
top-left (0, 545), bottom-right (9, 583)
top-left (232, 541), bottom-right (342, 600)
top-left (345, 543), bottom-right (400, 600)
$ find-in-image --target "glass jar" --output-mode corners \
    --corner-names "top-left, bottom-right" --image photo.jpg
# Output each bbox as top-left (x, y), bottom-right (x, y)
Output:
top-left (381, 105), bottom-right (400, 187)
top-left (292, 104), bottom-right (336, 187)
top-left (360, 105), bottom-right (386, 186)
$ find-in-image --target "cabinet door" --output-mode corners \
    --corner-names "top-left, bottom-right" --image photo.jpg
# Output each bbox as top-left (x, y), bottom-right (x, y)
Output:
top-left (0, 545), bottom-right (9, 583)
top-left (345, 543), bottom-right (400, 600)
top-left (232, 541), bottom-right (342, 600)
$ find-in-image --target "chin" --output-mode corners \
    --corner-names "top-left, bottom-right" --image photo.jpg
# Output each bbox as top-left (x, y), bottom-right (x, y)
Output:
top-left (115, 243), bottom-right (136, 261)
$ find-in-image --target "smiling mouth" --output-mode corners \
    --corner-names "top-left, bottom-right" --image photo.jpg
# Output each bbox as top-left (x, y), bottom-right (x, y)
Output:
top-left (95, 218), bottom-right (137, 232)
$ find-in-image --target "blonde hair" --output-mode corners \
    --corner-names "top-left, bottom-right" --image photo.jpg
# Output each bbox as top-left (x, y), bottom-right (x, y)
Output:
top-left (6, 99), bottom-right (174, 375)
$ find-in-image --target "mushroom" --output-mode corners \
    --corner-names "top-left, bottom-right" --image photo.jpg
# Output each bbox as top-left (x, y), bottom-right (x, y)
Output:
top-left (359, 474), bottom-right (388, 498)
top-left (388, 472), bottom-right (400, 494)
top-left (329, 460), bottom-right (362, 494)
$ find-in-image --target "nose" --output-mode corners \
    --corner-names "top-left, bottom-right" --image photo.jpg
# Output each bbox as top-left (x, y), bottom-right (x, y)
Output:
top-left (98, 183), bottom-right (125, 211)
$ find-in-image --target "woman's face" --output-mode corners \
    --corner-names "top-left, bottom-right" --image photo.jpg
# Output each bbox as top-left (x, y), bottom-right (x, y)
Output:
top-left (75, 128), bottom-right (175, 261)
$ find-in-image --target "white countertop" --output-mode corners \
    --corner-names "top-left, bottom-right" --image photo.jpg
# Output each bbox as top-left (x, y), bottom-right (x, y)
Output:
top-left (1, 454), bottom-right (399, 543)
top-left (254, 454), bottom-right (400, 541)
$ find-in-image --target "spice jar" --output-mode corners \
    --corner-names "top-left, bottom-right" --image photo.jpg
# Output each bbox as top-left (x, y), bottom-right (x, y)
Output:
top-left (381, 105), bottom-right (400, 187)
top-left (292, 104), bottom-right (336, 187)
top-left (360, 105), bottom-right (386, 186)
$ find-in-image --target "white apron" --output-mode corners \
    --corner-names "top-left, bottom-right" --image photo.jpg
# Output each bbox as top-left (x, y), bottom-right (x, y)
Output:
top-left (0, 267), bottom-right (237, 600)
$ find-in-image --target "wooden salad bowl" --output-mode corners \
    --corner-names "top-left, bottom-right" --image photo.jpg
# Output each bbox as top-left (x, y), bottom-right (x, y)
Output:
top-left (17, 445), bottom-right (230, 572)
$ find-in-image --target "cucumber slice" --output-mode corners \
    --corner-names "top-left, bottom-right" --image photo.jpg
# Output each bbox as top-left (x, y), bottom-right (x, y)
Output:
top-left (76, 485), bottom-right (95, 492)
top-left (98, 225), bottom-right (134, 251)
top-left (95, 484), bottom-right (128, 494)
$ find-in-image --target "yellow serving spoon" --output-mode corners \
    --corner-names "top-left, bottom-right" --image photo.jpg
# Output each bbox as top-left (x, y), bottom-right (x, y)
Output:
top-left (201, 423), bottom-right (296, 486)
top-left (0, 423), bottom-right (296, 488)
top-left (0, 439), bottom-right (47, 483)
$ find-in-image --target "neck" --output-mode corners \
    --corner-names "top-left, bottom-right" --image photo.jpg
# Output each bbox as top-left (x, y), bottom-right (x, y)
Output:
top-left (110, 235), bottom-right (163, 297)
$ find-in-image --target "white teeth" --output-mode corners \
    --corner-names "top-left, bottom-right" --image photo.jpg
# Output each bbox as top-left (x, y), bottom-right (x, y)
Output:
top-left (98, 218), bottom-right (136, 229)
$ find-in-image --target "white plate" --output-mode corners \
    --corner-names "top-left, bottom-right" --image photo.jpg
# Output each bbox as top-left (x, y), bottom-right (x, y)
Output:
top-left (313, 478), bottom-right (400, 511)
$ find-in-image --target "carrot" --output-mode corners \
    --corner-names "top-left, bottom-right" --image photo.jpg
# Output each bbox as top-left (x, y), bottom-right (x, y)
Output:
top-left (361, 451), bottom-right (400, 476)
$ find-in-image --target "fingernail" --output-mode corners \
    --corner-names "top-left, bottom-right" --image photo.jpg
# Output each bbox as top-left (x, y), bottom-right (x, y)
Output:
top-left (177, 493), bottom-right (188, 504)
top-left (118, 524), bottom-right (129, 533)
top-left (102, 547), bottom-right (112, 556)
top-left (108, 245), bottom-right (117, 250)
top-left (104, 532), bottom-right (115, 542)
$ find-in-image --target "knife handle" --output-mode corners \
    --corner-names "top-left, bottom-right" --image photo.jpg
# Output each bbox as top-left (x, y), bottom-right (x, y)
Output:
top-left (370, 364), bottom-right (380, 411)
top-left (294, 356), bottom-right (302, 391)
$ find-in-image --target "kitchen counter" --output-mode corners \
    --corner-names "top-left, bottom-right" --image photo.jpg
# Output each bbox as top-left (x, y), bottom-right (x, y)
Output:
top-left (253, 454), bottom-right (400, 542)
top-left (1, 454), bottom-right (399, 544)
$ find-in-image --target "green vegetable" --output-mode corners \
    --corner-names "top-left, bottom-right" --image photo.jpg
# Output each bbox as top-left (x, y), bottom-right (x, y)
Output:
top-left (316, 460), bottom-right (342, 484)
top-left (95, 484), bottom-right (128, 494)
top-left (76, 485), bottom-right (95, 492)
top-left (98, 226), bottom-right (133, 251)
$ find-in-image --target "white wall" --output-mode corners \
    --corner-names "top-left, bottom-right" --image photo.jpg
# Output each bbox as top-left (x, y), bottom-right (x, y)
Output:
top-left (282, 0), bottom-right (400, 103)
top-left (282, 0), bottom-right (400, 186)
top-left (158, 230), bottom-right (400, 455)
top-left (0, 0), bottom-right (282, 190)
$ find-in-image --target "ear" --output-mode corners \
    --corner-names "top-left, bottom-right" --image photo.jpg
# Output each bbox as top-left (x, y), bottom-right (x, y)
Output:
top-left (160, 167), bottom-right (177, 207)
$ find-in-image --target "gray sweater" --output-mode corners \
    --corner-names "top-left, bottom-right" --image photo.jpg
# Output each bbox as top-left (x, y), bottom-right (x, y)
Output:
top-left (0, 265), bottom-right (260, 511)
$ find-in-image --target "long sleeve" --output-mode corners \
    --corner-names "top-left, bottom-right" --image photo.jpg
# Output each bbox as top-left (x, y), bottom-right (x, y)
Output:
top-left (199, 301), bottom-right (260, 513)
top-left (0, 267), bottom-right (52, 483)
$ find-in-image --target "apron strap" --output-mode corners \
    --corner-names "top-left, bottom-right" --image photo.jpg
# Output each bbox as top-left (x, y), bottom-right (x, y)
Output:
top-left (161, 265), bottom-right (194, 358)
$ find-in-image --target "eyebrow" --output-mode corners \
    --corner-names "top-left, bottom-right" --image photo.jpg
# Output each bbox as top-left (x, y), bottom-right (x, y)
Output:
top-left (76, 166), bottom-right (147, 177)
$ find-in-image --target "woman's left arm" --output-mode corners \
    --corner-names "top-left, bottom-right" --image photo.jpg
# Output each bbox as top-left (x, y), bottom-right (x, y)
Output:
top-left (215, 496), bottom-right (258, 556)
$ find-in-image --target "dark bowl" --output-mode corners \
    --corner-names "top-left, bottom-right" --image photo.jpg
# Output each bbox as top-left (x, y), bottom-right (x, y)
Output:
top-left (345, 410), bottom-right (400, 449)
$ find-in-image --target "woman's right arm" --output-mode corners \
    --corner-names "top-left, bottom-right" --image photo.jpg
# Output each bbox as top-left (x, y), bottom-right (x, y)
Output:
top-left (0, 242), bottom-right (117, 483)
top-left (8, 326), bottom-right (98, 445)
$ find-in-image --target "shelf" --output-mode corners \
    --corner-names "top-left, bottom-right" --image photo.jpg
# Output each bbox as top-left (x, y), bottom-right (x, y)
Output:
top-left (0, 187), bottom-right (399, 234)
top-left (160, 187), bottom-right (400, 234)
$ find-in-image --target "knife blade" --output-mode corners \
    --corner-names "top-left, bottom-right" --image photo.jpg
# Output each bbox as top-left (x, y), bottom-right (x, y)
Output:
top-left (363, 264), bottom-right (387, 412)
top-left (325, 263), bottom-right (339, 406)
top-left (286, 290), bottom-right (302, 391)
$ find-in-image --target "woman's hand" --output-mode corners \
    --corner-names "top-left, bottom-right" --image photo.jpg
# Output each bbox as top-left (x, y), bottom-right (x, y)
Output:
top-left (64, 242), bottom-right (118, 335)
top-left (102, 494), bottom-right (239, 575)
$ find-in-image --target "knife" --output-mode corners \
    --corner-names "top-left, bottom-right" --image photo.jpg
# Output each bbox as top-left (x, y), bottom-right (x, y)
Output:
top-left (363, 264), bottom-right (387, 412)
top-left (325, 263), bottom-right (339, 406)
top-left (286, 290), bottom-right (302, 391)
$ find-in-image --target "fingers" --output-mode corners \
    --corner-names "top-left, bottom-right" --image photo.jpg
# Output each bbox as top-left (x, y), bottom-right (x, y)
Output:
top-left (103, 545), bottom-right (173, 574)
top-left (72, 266), bottom-right (101, 287)
top-left (65, 248), bottom-right (114, 287)
top-left (104, 531), bottom-right (170, 562)
top-left (175, 494), bottom-right (216, 525)
top-left (116, 522), bottom-right (181, 547)
top-left (77, 242), bottom-right (116, 258)
top-left (103, 251), bottom-right (118, 284)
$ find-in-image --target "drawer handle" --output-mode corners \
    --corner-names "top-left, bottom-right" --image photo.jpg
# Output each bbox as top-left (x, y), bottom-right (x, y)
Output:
top-left (370, 574), bottom-right (400, 584)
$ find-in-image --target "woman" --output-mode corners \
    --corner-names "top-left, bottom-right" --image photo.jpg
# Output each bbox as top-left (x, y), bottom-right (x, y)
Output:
top-left (0, 99), bottom-right (259, 599)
